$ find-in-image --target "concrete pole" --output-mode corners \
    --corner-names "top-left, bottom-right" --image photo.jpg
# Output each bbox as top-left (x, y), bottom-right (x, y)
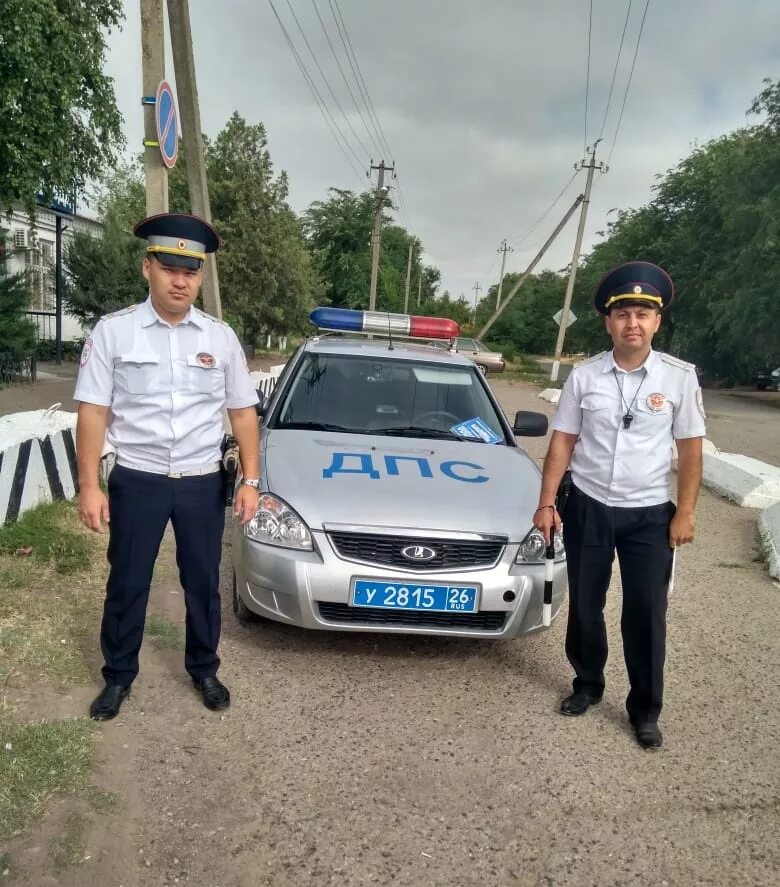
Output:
top-left (417, 272), bottom-right (422, 307)
top-left (403, 242), bottom-right (413, 314)
top-left (471, 281), bottom-right (482, 325)
top-left (478, 195), bottom-right (583, 341)
top-left (167, 0), bottom-right (222, 319)
top-left (496, 238), bottom-right (513, 310)
top-left (140, 0), bottom-right (168, 215)
top-left (368, 161), bottom-right (388, 311)
top-left (550, 142), bottom-right (604, 382)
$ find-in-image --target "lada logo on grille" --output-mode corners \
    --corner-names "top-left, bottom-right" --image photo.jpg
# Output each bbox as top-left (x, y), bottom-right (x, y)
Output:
top-left (401, 544), bottom-right (437, 562)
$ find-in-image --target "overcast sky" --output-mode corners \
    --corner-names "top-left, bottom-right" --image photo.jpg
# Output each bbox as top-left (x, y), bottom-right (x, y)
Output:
top-left (104, 0), bottom-right (780, 306)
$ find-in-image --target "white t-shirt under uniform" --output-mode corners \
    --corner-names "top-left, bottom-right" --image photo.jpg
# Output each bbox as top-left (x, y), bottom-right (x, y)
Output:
top-left (550, 349), bottom-right (706, 507)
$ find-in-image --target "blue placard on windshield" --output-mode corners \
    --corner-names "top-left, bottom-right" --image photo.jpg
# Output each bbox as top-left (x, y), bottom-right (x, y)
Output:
top-left (451, 417), bottom-right (502, 443)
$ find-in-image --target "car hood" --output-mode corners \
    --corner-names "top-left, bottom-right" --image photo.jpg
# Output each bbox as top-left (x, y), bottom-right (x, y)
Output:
top-left (263, 429), bottom-right (541, 539)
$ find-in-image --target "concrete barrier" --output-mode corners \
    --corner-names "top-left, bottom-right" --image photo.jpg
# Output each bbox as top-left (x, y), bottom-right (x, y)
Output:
top-left (702, 452), bottom-right (780, 509)
top-left (538, 388), bottom-right (561, 405)
top-left (758, 503), bottom-right (780, 582)
top-left (0, 406), bottom-right (79, 524)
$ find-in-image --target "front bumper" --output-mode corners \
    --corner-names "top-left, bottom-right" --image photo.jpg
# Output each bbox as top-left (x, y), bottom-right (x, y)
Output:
top-left (232, 527), bottom-right (567, 639)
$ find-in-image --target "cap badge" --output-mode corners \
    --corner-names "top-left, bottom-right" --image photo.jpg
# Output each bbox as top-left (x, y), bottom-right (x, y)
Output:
top-left (196, 352), bottom-right (216, 369)
top-left (178, 239), bottom-right (187, 250)
top-left (633, 285), bottom-right (642, 294)
top-left (646, 393), bottom-right (667, 412)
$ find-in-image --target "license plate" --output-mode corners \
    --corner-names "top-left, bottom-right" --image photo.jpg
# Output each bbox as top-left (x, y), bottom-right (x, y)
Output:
top-left (352, 580), bottom-right (479, 613)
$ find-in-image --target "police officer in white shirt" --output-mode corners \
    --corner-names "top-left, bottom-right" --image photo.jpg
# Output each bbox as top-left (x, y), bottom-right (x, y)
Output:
top-left (75, 213), bottom-right (261, 721)
top-left (535, 261), bottom-right (705, 749)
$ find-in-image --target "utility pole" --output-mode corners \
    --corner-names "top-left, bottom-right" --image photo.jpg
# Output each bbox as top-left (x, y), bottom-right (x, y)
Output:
top-left (495, 238), bottom-right (513, 310)
top-left (471, 281), bottom-right (482, 325)
top-left (368, 159), bottom-right (393, 311)
top-left (167, 0), bottom-right (222, 319)
top-left (403, 242), bottom-right (413, 313)
top-left (550, 140), bottom-right (606, 382)
top-left (140, 0), bottom-right (168, 215)
top-left (417, 272), bottom-right (422, 307)
top-left (478, 195), bottom-right (583, 341)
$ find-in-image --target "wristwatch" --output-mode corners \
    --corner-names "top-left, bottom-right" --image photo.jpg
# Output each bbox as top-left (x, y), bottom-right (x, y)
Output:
top-left (240, 478), bottom-right (260, 489)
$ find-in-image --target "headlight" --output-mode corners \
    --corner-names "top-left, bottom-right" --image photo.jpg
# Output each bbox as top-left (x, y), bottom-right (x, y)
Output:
top-left (515, 527), bottom-right (566, 563)
top-left (243, 494), bottom-right (313, 550)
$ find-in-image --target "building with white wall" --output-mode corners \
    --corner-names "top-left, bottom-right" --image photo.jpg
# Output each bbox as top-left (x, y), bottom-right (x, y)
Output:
top-left (3, 205), bottom-right (103, 342)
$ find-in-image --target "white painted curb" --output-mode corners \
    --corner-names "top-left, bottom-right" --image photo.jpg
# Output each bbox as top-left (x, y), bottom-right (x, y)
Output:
top-left (758, 503), bottom-right (780, 581)
top-left (702, 452), bottom-right (780, 509)
top-left (538, 388), bottom-right (561, 405)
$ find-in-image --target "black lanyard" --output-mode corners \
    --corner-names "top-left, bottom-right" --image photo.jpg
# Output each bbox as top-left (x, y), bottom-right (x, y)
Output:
top-left (612, 368), bottom-right (647, 429)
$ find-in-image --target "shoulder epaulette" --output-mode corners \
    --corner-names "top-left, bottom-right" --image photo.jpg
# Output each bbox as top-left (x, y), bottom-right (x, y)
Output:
top-left (572, 351), bottom-right (607, 370)
top-left (193, 306), bottom-right (229, 327)
top-left (660, 353), bottom-right (696, 372)
top-left (104, 304), bottom-right (140, 320)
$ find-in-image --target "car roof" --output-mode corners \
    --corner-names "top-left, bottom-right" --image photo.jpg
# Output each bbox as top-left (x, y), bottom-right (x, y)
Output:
top-left (301, 335), bottom-right (475, 368)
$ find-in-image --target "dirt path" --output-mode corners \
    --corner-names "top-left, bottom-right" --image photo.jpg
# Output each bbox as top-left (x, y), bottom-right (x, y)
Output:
top-left (4, 378), bottom-right (779, 887)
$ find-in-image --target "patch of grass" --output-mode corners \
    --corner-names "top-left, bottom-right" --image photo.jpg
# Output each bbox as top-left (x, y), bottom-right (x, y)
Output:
top-left (0, 850), bottom-right (11, 877)
top-left (0, 501), bottom-right (92, 575)
top-left (0, 717), bottom-right (95, 842)
top-left (716, 561), bottom-right (746, 569)
top-left (753, 529), bottom-right (772, 565)
top-left (85, 786), bottom-right (119, 815)
top-left (146, 615), bottom-right (184, 650)
top-left (0, 500), bottom-right (106, 687)
top-left (53, 812), bottom-right (88, 870)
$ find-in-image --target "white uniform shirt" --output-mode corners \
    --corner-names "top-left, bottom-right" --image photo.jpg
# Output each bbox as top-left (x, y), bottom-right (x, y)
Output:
top-left (551, 349), bottom-right (706, 507)
top-left (74, 297), bottom-right (259, 474)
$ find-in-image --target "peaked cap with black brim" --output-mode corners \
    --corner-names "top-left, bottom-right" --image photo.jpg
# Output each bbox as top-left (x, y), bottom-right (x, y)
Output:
top-left (133, 212), bottom-right (221, 270)
top-left (593, 261), bottom-right (674, 315)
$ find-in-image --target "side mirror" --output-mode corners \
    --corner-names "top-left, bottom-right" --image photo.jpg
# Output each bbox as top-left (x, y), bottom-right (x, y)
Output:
top-left (513, 410), bottom-right (548, 437)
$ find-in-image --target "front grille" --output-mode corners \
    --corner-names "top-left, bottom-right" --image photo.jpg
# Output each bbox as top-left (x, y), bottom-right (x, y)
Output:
top-left (317, 602), bottom-right (507, 631)
top-left (328, 532), bottom-right (505, 571)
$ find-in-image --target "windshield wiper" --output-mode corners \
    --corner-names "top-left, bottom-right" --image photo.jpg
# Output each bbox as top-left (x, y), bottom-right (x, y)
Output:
top-left (373, 425), bottom-right (490, 442)
top-left (279, 421), bottom-right (361, 433)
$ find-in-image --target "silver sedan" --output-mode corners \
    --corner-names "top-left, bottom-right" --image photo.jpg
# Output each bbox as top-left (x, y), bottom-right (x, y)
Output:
top-left (232, 337), bottom-right (567, 638)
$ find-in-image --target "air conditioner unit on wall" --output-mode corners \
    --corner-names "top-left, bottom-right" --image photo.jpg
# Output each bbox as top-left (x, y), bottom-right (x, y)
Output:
top-left (14, 229), bottom-right (26, 249)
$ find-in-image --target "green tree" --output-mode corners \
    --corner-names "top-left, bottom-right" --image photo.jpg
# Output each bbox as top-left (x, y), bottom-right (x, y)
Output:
top-left (0, 231), bottom-right (36, 358)
top-left (208, 113), bottom-right (319, 346)
top-left (0, 0), bottom-right (125, 212)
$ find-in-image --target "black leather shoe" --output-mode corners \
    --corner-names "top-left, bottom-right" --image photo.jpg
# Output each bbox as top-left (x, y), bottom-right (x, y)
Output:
top-left (89, 684), bottom-right (130, 721)
top-left (560, 691), bottom-right (602, 716)
top-left (633, 721), bottom-right (663, 749)
top-left (192, 676), bottom-right (231, 711)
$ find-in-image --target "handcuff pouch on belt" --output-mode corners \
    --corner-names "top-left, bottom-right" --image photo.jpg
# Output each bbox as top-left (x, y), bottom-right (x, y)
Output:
top-left (221, 435), bottom-right (240, 506)
top-left (555, 469), bottom-right (572, 516)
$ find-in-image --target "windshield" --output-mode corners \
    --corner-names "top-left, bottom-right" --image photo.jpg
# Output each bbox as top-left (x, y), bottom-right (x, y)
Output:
top-left (273, 352), bottom-right (507, 443)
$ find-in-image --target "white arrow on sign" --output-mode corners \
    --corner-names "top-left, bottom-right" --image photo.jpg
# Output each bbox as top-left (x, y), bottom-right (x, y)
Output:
top-left (553, 309), bottom-right (577, 328)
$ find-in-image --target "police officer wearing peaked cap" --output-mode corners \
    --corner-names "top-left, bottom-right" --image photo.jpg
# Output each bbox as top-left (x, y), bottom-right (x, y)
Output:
top-left (75, 212), bottom-right (261, 721)
top-left (535, 261), bottom-right (706, 749)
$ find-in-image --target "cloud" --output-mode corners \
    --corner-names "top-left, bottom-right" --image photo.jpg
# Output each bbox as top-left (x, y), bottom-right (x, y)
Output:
top-left (104, 0), bottom-right (780, 304)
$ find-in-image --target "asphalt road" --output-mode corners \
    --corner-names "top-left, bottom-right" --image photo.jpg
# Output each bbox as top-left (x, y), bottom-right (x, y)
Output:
top-left (3, 369), bottom-right (779, 887)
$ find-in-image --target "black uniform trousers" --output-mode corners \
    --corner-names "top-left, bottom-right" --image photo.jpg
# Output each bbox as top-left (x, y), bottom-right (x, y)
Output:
top-left (100, 464), bottom-right (225, 688)
top-left (562, 484), bottom-right (675, 724)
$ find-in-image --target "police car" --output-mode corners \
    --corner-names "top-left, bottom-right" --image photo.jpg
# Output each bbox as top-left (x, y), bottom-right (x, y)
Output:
top-left (231, 308), bottom-right (567, 638)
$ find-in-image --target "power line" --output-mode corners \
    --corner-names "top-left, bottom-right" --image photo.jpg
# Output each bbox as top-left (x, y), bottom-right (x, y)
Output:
top-left (597, 0), bottom-right (634, 141)
top-left (310, 0), bottom-right (383, 158)
top-left (284, 0), bottom-right (372, 161)
top-left (514, 169), bottom-right (582, 252)
top-left (329, 0), bottom-right (394, 162)
top-left (606, 0), bottom-right (652, 168)
top-left (584, 0), bottom-right (593, 149)
top-left (267, 0), bottom-right (364, 184)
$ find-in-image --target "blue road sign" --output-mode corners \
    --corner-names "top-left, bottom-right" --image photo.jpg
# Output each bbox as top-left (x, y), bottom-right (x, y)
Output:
top-left (155, 80), bottom-right (179, 169)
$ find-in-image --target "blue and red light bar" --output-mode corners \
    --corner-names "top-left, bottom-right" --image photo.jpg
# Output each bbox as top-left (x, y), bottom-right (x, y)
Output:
top-left (309, 307), bottom-right (460, 340)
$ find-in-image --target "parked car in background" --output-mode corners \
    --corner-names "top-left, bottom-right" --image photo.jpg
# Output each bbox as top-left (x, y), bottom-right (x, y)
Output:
top-left (426, 337), bottom-right (506, 375)
top-left (755, 365), bottom-right (780, 391)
